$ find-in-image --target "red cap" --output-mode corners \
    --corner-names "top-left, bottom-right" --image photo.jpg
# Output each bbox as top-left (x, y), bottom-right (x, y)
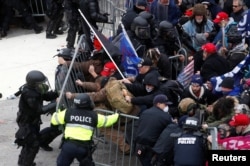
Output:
top-left (229, 114), bottom-right (250, 127)
top-left (201, 43), bottom-right (217, 54)
top-left (100, 62), bottom-right (117, 76)
top-left (213, 12), bottom-right (229, 24)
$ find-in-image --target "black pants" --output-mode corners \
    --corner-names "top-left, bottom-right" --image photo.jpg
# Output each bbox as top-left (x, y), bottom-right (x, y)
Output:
top-left (39, 125), bottom-right (62, 147)
top-left (18, 125), bottom-right (40, 166)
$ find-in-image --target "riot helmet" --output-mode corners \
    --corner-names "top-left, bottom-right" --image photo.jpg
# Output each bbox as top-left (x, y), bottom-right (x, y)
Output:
top-left (26, 70), bottom-right (47, 87)
top-left (159, 20), bottom-right (178, 41)
top-left (131, 16), bottom-right (150, 39)
top-left (74, 93), bottom-right (95, 109)
top-left (183, 117), bottom-right (199, 130)
top-left (139, 11), bottom-right (154, 25)
top-left (26, 70), bottom-right (50, 94)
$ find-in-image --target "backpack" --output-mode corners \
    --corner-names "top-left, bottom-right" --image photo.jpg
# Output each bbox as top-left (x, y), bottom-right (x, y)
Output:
top-left (160, 80), bottom-right (184, 107)
top-left (105, 79), bottom-right (134, 114)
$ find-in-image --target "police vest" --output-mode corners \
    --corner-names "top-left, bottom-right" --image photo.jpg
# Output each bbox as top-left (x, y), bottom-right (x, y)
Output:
top-left (172, 131), bottom-right (206, 166)
top-left (64, 108), bottom-right (98, 134)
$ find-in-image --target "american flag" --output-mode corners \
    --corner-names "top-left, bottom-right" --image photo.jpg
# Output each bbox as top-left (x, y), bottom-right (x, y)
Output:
top-left (177, 60), bottom-right (194, 89)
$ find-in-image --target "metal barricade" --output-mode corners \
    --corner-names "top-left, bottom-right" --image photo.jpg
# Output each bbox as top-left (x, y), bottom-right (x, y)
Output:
top-left (207, 127), bottom-right (219, 150)
top-left (93, 109), bottom-right (140, 166)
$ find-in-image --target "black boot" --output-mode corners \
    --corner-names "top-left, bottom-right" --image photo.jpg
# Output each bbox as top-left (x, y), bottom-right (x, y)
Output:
top-left (46, 33), bottom-right (57, 39)
top-left (1, 30), bottom-right (7, 37)
top-left (34, 25), bottom-right (43, 34)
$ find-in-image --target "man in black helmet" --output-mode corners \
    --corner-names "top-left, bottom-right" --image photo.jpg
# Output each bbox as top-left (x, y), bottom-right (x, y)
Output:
top-left (15, 70), bottom-right (58, 166)
top-left (171, 117), bottom-right (208, 166)
top-left (51, 93), bottom-right (119, 165)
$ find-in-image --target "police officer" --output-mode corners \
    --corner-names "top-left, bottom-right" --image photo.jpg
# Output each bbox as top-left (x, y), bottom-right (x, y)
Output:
top-left (15, 70), bottom-right (58, 166)
top-left (45, 0), bottom-right (64, 39)
top-left (51, 93), bottom-right (119, 166)
top-left (135, 94), bottom-right (173, 166)
top-left (79, 0), bottom-right (109, 51)
top-left (171, 117), bottom-right (207, 166)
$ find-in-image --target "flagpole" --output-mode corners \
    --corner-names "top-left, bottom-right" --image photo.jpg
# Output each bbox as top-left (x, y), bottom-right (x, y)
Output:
top-left (78, 9), bottom-right (125, 79)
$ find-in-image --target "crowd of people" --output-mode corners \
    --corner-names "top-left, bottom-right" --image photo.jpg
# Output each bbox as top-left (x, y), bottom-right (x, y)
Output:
top-left (11, 0), bottom-right (250, 166)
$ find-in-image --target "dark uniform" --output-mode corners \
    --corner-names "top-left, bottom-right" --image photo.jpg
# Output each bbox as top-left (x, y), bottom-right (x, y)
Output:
top-left (51, 93), bottom-right (119, 166)
top-left (135, 94), bottom-right (172, 166)
top-left (79, 0), bottom-right (108, 51)
top-left (64, 0), bottom-right (82, 48)
top-left (15, 70), bottom-right (58, 166)
top-left (45, 0), bottom-right (64, 39)
top-left (171, 117), bottom-right (207, 166)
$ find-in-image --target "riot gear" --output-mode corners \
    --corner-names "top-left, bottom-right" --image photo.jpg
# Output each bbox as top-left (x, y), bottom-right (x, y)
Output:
top-left (26, 70), bottom-right (47, 87)
top-left (139, 11), bottom-right (154, 25)
top-left (74, 93), bottom-right (95, 109)
top-left (131, 16), bottom-right (150, 39)
top-left (183, 117), bottom-right (199, 130)
top-left (159, 20), bottom-right (178, 40)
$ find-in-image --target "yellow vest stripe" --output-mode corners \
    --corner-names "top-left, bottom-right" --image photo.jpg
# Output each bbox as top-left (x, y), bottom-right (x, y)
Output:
top-left (66, 123), bottom-right (94, 131)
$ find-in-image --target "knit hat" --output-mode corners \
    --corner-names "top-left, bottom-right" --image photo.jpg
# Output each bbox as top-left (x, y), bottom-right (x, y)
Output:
top-left (201, 43), bottom-right (216, 54)
top-left (213, 12), bottom-right (229, 24)
top-left (220, 77), bottom-right (234, 89)
top-left (192, 4), bottom-right (207, 16)
top-left (100, 62), bottom-right (117, 76)
top-left (191, 74), bottom-right (203, 86)
top-left (229, 114), bottom-right (250, 127)
top-left (153, 94), bottom-right (173, 105)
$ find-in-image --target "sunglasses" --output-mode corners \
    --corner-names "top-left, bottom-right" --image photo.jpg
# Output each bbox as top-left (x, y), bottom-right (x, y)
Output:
top-left (232, 5), bottom-right (240, 8)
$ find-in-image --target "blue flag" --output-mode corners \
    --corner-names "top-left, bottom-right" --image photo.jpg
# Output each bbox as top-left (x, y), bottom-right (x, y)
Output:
top-left (119, 31), bottom-right (142, 77)
top-left (210, 54), bottom-right (250, 93)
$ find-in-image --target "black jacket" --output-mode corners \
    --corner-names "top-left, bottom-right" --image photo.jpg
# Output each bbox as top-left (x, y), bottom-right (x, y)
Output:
top-left (200, 53), bottom-right (230, 82)
top-left (136, 106), bottom-right (172, 146)
top-left (79, 0), bottom-right (108, 29)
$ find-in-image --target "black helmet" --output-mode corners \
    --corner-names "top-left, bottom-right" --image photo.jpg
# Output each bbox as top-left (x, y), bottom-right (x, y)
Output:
top-left (139, 11), bottom-right (154, 24)
top-left (26, 70), bottom-right (47, 87)
top-left (226, 24), bottom-right (242, 44)
top-left (131, 16), bottom-right (150, 39)
top-left (183, 117), bottom-right (199, 130)
top-left (159, 20), bottom-right (177, 40)
top-left (74, 93), bottom-right (95, 109)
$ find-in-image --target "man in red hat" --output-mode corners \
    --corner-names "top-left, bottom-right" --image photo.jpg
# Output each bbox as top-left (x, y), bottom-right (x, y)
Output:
top-left (229, 113), bottom-right (250, 136)
top-left (198, 42), bottom-right (230, 83)
top-left (213, 11), bottom-right (237, 54)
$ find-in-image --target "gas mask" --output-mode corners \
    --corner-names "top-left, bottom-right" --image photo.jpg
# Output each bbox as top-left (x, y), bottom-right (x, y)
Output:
top-left (135, 26), bottom-right (151, 39)
top-left (36, 83), bottom-right (49, 94)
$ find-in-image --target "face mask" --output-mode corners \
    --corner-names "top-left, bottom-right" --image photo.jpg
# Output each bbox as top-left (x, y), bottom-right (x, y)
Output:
top-left (163, 106), bottom-right (169, 112)
top-left (145, 87), bottom-right (154, 93)
top-left (36, 83), bottom-right (49, 94)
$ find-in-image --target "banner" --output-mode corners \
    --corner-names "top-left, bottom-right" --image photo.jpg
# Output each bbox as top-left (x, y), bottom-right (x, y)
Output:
top-left (210, 54), bottom-right (250, 93)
